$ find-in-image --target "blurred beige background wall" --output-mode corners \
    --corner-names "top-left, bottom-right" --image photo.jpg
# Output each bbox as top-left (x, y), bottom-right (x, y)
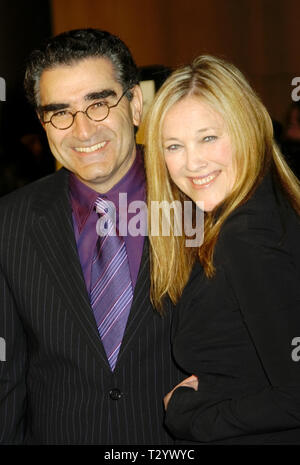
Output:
top-left (51, 0), bottom-right (300, 124)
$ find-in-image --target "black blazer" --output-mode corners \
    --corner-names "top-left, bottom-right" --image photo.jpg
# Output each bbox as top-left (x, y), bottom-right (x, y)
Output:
top-left (0, 168), bottom-right (183, 444)
top-left (165, 173), bottom-right (300, 444)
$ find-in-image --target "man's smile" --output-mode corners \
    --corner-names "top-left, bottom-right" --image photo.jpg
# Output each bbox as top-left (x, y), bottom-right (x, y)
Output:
top-left (74, 141), bottom-right (108, 153)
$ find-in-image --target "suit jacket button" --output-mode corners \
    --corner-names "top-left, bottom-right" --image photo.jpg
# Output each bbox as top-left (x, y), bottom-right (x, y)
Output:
top-left (109, 388), bottom-right (122, 400)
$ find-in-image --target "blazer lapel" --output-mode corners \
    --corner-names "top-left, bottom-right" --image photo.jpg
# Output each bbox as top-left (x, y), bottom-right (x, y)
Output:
top-left (29, 169), bottom-right (110, 370)
top-left (116, 238), bottom-right (155, 362)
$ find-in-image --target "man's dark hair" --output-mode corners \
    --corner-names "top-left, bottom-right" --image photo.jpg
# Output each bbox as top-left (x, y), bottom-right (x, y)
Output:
top-left (24, 28), bottom-right (140, 109)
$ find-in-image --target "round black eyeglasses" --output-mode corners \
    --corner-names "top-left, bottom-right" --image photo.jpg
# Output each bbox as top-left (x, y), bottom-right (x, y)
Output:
top-left (43, 88), bottom-right (130, 130)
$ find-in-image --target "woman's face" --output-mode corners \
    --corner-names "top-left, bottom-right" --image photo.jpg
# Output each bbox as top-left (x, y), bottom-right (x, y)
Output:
top-left (162, 96), bottom-right (236, 212)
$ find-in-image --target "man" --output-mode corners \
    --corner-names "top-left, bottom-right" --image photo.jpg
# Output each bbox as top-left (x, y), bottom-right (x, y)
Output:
top-left (0, 29), bottom-right (183, 444)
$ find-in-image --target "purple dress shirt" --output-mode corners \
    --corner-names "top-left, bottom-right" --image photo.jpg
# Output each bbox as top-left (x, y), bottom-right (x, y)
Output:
top-left (69, 146), bottom-right (146, 293)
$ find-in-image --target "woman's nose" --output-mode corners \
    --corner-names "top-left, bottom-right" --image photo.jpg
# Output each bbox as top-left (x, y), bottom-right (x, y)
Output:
top-left (185, 148), bottom-right (207, 171)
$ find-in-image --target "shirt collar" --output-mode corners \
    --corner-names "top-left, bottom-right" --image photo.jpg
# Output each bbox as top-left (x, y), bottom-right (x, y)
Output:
top-left (69, 173), bottom-right (98, 233)
top-left (69, 145), bottom-right (145, 233)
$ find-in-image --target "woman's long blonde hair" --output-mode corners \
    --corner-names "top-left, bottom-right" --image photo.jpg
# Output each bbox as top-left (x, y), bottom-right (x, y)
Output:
top-left (144, 55), bottom-right (300, 313)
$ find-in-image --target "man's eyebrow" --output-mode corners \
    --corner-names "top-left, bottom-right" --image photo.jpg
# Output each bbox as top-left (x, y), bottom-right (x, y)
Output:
top-left (39, 103), bottom-right (69, 113)
top-left (85, 89), bottom-right (117, 101)
top-left (39, 89), bottom-right (118, 113)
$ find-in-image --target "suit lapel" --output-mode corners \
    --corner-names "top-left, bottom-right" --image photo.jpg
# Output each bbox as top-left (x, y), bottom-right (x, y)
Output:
top-left (29, 169), bottom-right (110, 370)
top-left (117, 239), bottom-right (155, 362)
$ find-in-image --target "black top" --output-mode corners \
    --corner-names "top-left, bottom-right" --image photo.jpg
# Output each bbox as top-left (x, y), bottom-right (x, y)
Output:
top-left (165, 172), bottom-right (300, 444)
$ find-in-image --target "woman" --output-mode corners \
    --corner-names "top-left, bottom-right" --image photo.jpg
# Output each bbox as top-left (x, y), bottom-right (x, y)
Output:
top-left (144, 55), bottom-right (300, 444)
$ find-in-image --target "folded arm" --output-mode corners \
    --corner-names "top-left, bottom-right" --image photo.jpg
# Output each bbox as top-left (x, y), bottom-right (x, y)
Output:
top-left (165, 215), bottom-right (300, 442)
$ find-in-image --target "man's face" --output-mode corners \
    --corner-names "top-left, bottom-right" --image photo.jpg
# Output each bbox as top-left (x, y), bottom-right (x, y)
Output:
top-left (39, 57), bottom-right (142, 193)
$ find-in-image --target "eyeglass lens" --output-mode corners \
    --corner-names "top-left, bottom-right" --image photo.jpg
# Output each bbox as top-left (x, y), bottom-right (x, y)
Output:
top-left (50, 103), bottom-right (109, 129)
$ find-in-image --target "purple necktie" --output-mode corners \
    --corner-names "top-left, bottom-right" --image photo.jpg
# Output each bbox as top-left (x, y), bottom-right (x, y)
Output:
top-left (90, 197), bottom-right (133, 370)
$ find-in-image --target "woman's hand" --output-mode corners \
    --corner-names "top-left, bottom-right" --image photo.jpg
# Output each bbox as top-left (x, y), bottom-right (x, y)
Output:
top-left (164, 374), bottom-right (198, 410)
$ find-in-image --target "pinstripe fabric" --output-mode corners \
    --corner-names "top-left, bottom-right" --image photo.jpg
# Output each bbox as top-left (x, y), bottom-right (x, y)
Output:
top-left (0, 169), bottom-right (184, 444)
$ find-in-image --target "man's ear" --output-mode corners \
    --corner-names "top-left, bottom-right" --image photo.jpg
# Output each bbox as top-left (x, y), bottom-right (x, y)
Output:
top-left (130, 85), bottom-right (143, 127)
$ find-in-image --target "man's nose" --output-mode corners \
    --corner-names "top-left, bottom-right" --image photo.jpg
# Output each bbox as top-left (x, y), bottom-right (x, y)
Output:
top-left (71, 111), bottom-right (97, 140)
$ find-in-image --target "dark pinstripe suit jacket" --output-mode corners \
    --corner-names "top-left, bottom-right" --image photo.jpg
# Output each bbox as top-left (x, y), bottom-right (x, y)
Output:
top-left (0, 168), bottom-right (183, 444)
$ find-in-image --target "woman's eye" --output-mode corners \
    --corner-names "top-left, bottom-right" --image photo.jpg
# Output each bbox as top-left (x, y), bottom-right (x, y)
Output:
top-left (165, 144), bottom-right (181, 152)
top-left (203, 135), bottom-right (217, 142)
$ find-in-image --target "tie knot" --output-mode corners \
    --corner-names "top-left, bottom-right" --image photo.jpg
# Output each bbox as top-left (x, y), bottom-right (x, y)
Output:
top-left (95, 197), bottom-right (116, 219)
top-left (95, 197), bottom-right (117, 237)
